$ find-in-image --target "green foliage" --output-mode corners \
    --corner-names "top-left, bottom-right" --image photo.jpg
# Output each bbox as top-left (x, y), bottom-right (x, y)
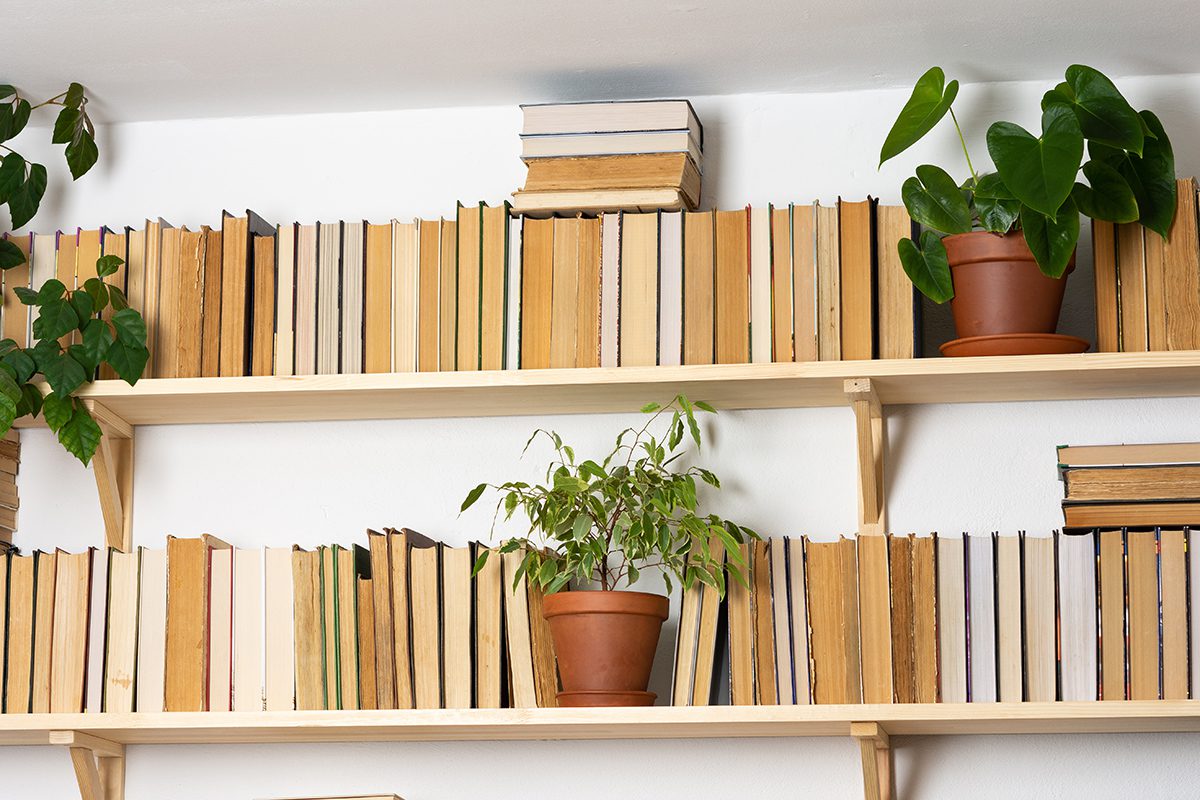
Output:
top-left (0, 81), bottom-right (98, 231)
top-left (0, 255), bottom-right (149, 464)
top-left (880, 64), bottom-right (1177, 301)
top-left (462, 395), bottom-right (757, 597)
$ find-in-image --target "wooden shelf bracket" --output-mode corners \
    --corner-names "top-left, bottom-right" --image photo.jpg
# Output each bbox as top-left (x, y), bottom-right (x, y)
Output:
top-left (85, 401), bottom-right (134, 552)
top-left (49, 730), bottom-right (125, 800)
top-left (850, 722), bottom-right (892, 800)
top-left (845, 379), bottom-right (886, 535)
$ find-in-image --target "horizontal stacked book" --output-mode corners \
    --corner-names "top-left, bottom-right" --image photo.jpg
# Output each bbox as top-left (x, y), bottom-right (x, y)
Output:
top-left (1059, 441), bottom-right (1200, 527)
top-left (0, 200), bottom-right (920, 377)
top-left (1093, 177), bottom-right (1200, 352)
top-left (512, 100), bottom-right (703, 215)
top-left (0, 530), bottom-right (556, 713)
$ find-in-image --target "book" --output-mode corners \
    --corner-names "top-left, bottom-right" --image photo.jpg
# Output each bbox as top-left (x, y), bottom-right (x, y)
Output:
top-left (658, 210), bottom-right (683, 367)
top-left (83, 547), bottom-right (108, 714)
top-left (340, 222), bottom-right (365, 375)
top-left (474, 545), bottom-right (503, 709)
top-left (7, 554), bottom-right (34, 712)
top-left (1126, 529), bottom-right (1158, 699)
top-left (165, 535), bottom-right (230, 712)
top-left (966, 533), bottom-right (996, 703)
top-left (549, 216), bottom-right (581, 369)
top-left (156, 226), bottom-right (182, 377)
top-left (417, 219), bottom-right (440, 372)
top-left (208, 546), bottom-right (234, 712)
top-left (1116, 221), bottom-right (1147, 352)
top-left (889, 534), bottom-right (915, 703)
top-left (264, 546), bottom-right (296, 711)
top-left (749, 206), bottom-right (772, 364)
top-left (506, 215), bottom-right (523, 370)
top-left (714, 209), bottom-right (749, 364)
top-left (1092, 220), bottom-right (1119, 352)
top-left (770, 206), bottom-right (793, 362)
top-left (1160, 528), bottom-right (1188, 699)
top-left (727, 542), bottom-right (755, 705)
top-left (619, 212), bottom-right (659, 366)
top-left (51, 549), bottom-right (90, 713)
top-left (233, 547), bottom-right (264, 712)
top-left (364, 222), bottom-right (393, 374)
top-left (456, 204), bottom-right (482, 372)
top-left (98, 228), bottom-right (127, 380)
top-left (911, 534), bottom-right (938, 703)
top-left (316, 222), bottom-right (342, 375)
top-left (936, 533), bottom-right (966, 703)
top-left (0, 555), bottom-right (5, 710)
top-left (389, 528), bottom-right (436, 710)
top-left (575, 215), bottom-right (603, 368)
top-left (1192, 529), bottom-right (1200, 698)
top-left (392, 219), bottom-right (420, 373)
top-left (787, 537), bottom-right (810, 704)
top-left (857, 534), bottom-right (893, 704)
top-left (1063, 501), bottom-right (1200, 528)
top-left (142, 219), bottom-right (168, 377)
top-left (805, 536), bottom-right (862, 704)
top-left (29, 232), bottom-right (56, 345)
top-left (137, 546), bottom-right (168, 713)
top-left (1159, 178), bottom-right (1200, 350)
top-left (251, 231), bottom-right (276, 376)
top-left (200, 226), bottom-right (223, 377)
top-left (876, 204), bottom-right (917, 359)
top-left (671, 550), bottom-right (704, 706)
top-left (599, 213), bottom-right (620, 368)
top-left (839, 197), bottom-right (876, 361)
top-left (815, 202), bottom-right (841, 361)
top-left (527, 571), bottom-right (558, 708)
top-left (291, 547), bottom-right (325, 710)
top-left (751, 539), bottom-right (776, 705)
top-left (334, 545), bottom-right (360, 710)
top-left (104, 549), bottom-right (139, 713)
top-left (521, 100), bottom-right (702, 140)
top-left (769, 537), bottom-right (793, 704)
top-left (1, 234), bottom-right (30, 347)
top-left (1022, 533), bottom-right (1056, 702)
top-left (221, 210), bottom-right (273, 376)
top-left (682, 210), bottom-right (715, 365)
top-left (31, 550), bottom-right (56, 713)
top-left (357, 577), bottom-right (377, 710)
top-left (1144, 220), bottom-right (1167, 350)
top-left (791, 203), bottom-right (818, 362)
top-left (1057, 441), bottom-right (1200, 467)
top-left (366, 531), bottom-right (396, 709)
top-left (502, 550), bottom-right (537, 709)
top-left (275, 224), bottom-right (296, 377)
top-left (481, 204), bottom-right (510, 370)
top-left (293, 224), bottom-right (319, 376)
top-left (520, 131), bottom-right (701, 166)
top-left (438, 219), bottom-right (457, 371)
top-left (1098, 529), bottom-right (1126, 700)
top-left (520, 217), bottom-right (554, 370)
top-left (1062, 464), bottom-right (1200, 501)
top-left (409, 537), bottom-right (441, 709)
top-left (442, 543), bottom-right (474, 709)
top-left (521, 153), bottom-right (701, 209)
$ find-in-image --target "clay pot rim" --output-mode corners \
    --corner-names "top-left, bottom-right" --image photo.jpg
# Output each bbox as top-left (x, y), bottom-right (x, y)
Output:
top-left (942, 229), bottom-right (1076, 275)
top-left (542, 589), bottom-right (669, 620)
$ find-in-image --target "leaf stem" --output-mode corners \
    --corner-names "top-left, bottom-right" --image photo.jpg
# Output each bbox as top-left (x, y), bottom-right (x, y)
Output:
top-left (949, 108), bottom-right (979, 186)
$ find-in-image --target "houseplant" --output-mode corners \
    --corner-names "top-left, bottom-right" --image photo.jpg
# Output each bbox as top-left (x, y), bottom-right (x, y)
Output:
top-left (879, 65), bottom-right (1176, 356)
top-left (462, 395), bottom-right (757, 707)
top-left (0, 82), bottom-right (150, 464)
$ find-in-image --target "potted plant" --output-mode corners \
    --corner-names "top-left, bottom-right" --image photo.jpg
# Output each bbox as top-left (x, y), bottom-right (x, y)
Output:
top-left (879, 65), bottom-right (1177, 356)
top-left (0, 82), bottom-right (150, 463)
top-left (462, 395), bottom-right (756, 707)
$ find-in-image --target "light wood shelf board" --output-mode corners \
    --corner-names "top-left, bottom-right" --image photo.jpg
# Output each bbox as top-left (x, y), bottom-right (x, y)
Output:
top-left (1, 703), bottom-right (1199, 746)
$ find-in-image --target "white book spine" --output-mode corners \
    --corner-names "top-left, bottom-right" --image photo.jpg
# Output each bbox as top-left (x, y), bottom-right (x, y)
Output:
top-left (392, 219), bottom-right (419, 373)
top-left (750, 206), bottom-right (772, 363)
top-left (136, 548), bottom-right (167, 713)
top-left (769, 538), bottom-right (793, 703)
top-left (788, 537), bottom-right (810, 704)
top-left (599, 213), bottom-right (621, 368)
top-left (84, 548), bottom-right (109, 713)
top-left (967, 534), bottom-right (997, 702)
top-left (29, 233), bottom-right (56, 341)
top-left (232, 548), bottom-right (264, 712)
top-left (1059, 531), bottom-right (1098, 701)
top-left (937, 533), bottom-right (967, 703)
top-left (274, 224), bottom-right (296, 376)
top-left (263, 547), bottom-right (296, 711)
top-left (1023, 533), bottom-right (1057, 702)
top-left (658, 211), bottom-right (683, 367)
top-left (340, 221), bottom-right (365, 375)
top-left (506, 216), bottom-right (522, 369)
top-left (208, 548), bottom-right (234, 712)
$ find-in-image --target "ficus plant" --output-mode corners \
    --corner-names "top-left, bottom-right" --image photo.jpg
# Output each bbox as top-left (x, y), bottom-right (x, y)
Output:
top-left (462, 395), bottom-right (758, 596)
top-left (0, 254), bottom-right (149, 464)
top-left (879, 65), bottom-right (1177, 303)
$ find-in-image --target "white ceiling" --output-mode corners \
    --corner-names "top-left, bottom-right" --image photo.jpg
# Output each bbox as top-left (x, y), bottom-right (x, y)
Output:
top-left (9, 0), bottom-right (1200, 123)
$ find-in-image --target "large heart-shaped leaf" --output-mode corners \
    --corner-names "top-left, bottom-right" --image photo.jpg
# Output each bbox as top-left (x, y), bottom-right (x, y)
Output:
top-left (879, 67), bottom-right (959, 166)
top-left (972, 172), bottom-right (1021, 233)
top-left (901, 164), bottom-right (972, 234)
top-left (1089, 110), bottom-right (1176, 238)
top-left (1071, 160), bottom-right (1138, 223)
top-left (1021, 198), bottom-right (1080, 278)
top-left (8, 163), bottom-right (48, 229)
top-left (898, 230), bottom-right (953, 303)
top-left (1042, 65), bottom-right (1144, 154)
top-left (987, 105), bottom-right (1083, 218)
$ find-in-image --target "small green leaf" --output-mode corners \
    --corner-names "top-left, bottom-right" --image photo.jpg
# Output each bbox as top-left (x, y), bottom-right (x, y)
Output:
top-left (471, 550), bottom-right (490, 576)
top-left (42, 351), bottom-right (87, 397)
top-left (18, 383), bottom-right (42, 418)
top-left (70, 289), bottom-right (95, 322)
top-left (83, 277), bottom-right (109, 310)
top-left (65, 132), bottom-right (98, 180)
top-left (0, 152), bottom-right (26, 201)
top-left (2, 348), bottom-right (35, 384)
top-left (108, 285), bottom-right (129, 311)
top-left (1021, 199), bottom-right (1080, 279)
top-left (8, 163), bottom-right (48, 229)
top-left (987, 105), bottom-right (1084, 217)
top-left (879, 66), bottom-right (960, 166)
top-left (96, 254), bottom-right (123, 278)
top-left (52, 107), bottom-right (81, 144)
top-left (1072, 160), bottom-right (1139, 223)
top-left (0, 238), bottom-right (25, 270)
top-left (898, 231), bottom-right (953, 304)
top-left (640, 402), bottom-right (660, 413)
top-left (111, 308), bottom-right (148, 347)
top-left (9, 100), bottom-right (30, 141)
top-left (42, 392), bottom-right (72, 432)
top-left (972, 172), bottom-right (1021, 233)
top-left (81, 319), bottom-right (114, 366)
top-left (58, 400), bottom-right (103, 465)
top-left (32, 298), bottom-right (79, 341)
top-left (461, 482), bottom-right (487, 512)
top-left (901, 164), bottom-right (973, 234)
top-left (12, 285), bottom-right (37, 304)
top-left (693, 400), bottom-right (716, 413)
top-left (37, 278), bottom-right (66, 304)
top-left (104, 339), bottom-right (149, 385)
top-left (0, 391), bottom-right (15, 435)
top-left (0, 86), bottom-right (14, 100)
top-left (63, 82), bottom-right (86, 110)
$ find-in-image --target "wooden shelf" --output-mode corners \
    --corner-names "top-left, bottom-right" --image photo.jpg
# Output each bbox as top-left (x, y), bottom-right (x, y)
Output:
top-left (3, 702), bottom-right (1200, 746)
top-left (18, 351), bottom-right (1200, 428)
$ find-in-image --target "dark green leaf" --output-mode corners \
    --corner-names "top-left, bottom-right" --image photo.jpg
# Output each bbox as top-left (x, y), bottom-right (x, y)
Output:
top-left (32, 298), bottom-right (78, 340)
top-left (9, 100), bottom-right (30, 140)
top-left (52, 107), bottom-right (81, 144)
top-left (879, 66), bottom-right (960, 166)
top-left (81, 319), bottom-right (114, 366)
top-left (18, 383), bottom-right (42, 418)
top-left (0, 368), bottom-right (19, 403)
top-left (42, 351), bottom-right (87, 396)
top-left (1021, 198), bottom-right (1080, 279)
top-left (901, 164), bottom-right (972, 234)
top-left (58, 401), bottom-right (103, 465)
top-left (898, 231), bottom-right (953, 303)
top-left (83, 277), bottom-right (109, 310)
top-left (70, 289), bottom-right (95, 322)
top-left (1044, 64), bottom-right (1144, 154)
top-left (36, 278), bottom-right (66, 304)
top-left (12, 285), bottom-right (37, 304)
top-left (972, 172), bottom-right (1021, 233)
top-left (2, 348), bottom-right (35, 384)
top-left (0, 86), bottom-right (14, 100)
top-left (1072, 160), bottom-right (1139, 223)
top-left (31, 338), bottom-right (61, 372)
top-left (65, 132), bottom-right (98, 180)
top-left (1092, 111), bottom-right (1176, 238)
top-left (461, 482), bottom-right (488, 512)
top-left (0, 152), bottom-right (25, 202)
top-left (96, 254), bottom-right (123, 278)
top-left (108, 285), bottom-right (129, 311)
top-left (987, 105), bottom-right (1083, 217)
top-left (63, 83), bottom-right (86, 110)
top-left (471, 550), bottom-right (490, 576)
top-left (111, 308), bottom-right (148, 347)
top-left (0, 105), bottom-right (12, 144)
top-left (8, 163), bottom-right (48, 229)
top-left (0, 390), bottom-right (15, 436)
top-left (42, 392), bottom-right (71, 432)
top-left (0, 238), bottom-right (25, 270)
top-left (105, 338), bottom-right (149, 385)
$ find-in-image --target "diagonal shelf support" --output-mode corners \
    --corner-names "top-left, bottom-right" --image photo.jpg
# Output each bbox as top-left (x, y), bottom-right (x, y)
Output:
top-left (49, 730), bottom-right (125, 800)
top-left (85, 401), bottom-right (134, 552)
top-left (845, 379), bottom-right (886, 535)
top-left (850, 722), bottom-right (893, 800)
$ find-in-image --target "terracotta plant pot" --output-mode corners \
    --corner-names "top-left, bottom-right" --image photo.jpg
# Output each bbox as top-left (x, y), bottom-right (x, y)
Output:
top-left (542, 590), bottom-right (669, 707)
top-left (943, 230), bottom-right (1075, 339)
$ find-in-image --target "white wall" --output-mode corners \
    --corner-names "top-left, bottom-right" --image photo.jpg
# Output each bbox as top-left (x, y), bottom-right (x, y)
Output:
top-left (7, 73), bottom-right (1200, 798)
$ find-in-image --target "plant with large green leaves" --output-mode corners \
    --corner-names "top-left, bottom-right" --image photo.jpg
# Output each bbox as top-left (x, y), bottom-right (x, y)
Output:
top-left (0, 82), bottom-right (98, 266)
top-left (462, 395), bottom-right (758, 596)
top-left (0, 253), bottom-right (149, 464)
top-left (880, 65), bottom-right (1176, 303)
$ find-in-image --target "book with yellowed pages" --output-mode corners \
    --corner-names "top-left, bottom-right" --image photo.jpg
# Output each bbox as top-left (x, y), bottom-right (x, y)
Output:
top-left (521, 153), bottom-right (701, 209)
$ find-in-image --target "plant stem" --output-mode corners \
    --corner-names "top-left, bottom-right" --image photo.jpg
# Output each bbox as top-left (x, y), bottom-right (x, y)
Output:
top-left (949, 108), bottom-right (979, 186)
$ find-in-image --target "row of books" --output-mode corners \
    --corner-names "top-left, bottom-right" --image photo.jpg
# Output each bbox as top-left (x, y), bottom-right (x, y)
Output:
top-left (0, 200), bottom-right (919, 380)
top-left (1094, 177), bottom-right (1200, 353)
top-left (673, 530), bottom-right (1197, 705)
top-left (0, 529), bottom-right (557, 713)
top-left (1059, 441), bottom-right (1200, 528)
top-left (513, 100), bottom-right (704, 214)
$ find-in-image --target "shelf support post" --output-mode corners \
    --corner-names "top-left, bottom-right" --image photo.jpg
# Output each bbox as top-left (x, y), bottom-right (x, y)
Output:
top-left (49, 730), bottom-right (125, 800)
top-left (86, 400), bottom-right (134, 552)
top-left (850, 722), bottom-right (892, 800)
top-left (844, 379), bottom-right (886, 535)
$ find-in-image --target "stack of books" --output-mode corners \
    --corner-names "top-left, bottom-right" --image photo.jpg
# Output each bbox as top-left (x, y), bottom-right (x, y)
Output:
top-left (1058, 442), bottom-right (1200, 527)
top-left (1093, 177), bottom-right (1200, 352)
top-left (512, 100), bottom-right (703, 215)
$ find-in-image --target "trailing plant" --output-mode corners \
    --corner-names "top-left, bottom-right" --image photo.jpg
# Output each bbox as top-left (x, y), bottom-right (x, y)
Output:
top-left (0, 81), bottom-right (98, 265)
top-left (0, 254), bottom-right (149, 464)
top-left (462, 395), bottom-right (757, 596)
top-left (879, 65), bottom-right (1176, 303)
